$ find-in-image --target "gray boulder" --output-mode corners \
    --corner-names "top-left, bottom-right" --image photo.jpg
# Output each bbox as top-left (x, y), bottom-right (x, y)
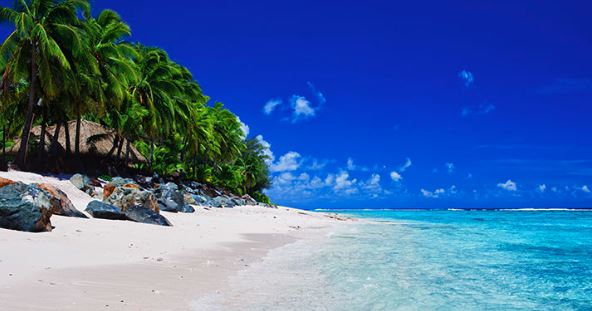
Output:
top-left (38, 183), bottom-right (87, 218)
top-left (69, 174), bottom-right (90, 190)
top-left (0, 183), bottom-right (53, 232)
top-left (124, 206), bottom-right (172, 226)
top-left (156, 182), bottom-right (195, 213)
top-left (210, 196), bottom-right (236, 208)
top-left (85, 201), bottom-right (127, 220)
top-left (104, 184), bottom-right (159, 213)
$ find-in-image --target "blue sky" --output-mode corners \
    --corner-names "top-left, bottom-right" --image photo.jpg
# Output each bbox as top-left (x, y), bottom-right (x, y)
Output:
top-left (2, 0), bottom-right (592, 209)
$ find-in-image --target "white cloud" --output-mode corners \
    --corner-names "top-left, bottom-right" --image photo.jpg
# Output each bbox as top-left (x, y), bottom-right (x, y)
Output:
top-left (307, 82), bottom-right (327, 107)
top-left (306, 158), bottom-right (330, 171)
top-left (421, 188), bottom-right (445, 198)
top-left (399, 158), bottom-right (412, 172)
top-left (537, 184), bottom-right (547, 193)
top-left (270, 152), bottom-right (302, 172)
top-left (255, 135), bottom-right (274, 165)
top-left (581, 185), bottom-right (591, 193)
top-left (290, 95), bottom-right (316, 122)
top-left (445, 162), bottom-right (455, 174)
top-left (333, 171), bottom-right (358, 194)
top-left (497, 180), bottom-right (517, 192)
top-left (458, 70), bottom-right (474, 87)
top-left (237, 116), bottom-right (250, 138)
top-left (347, 158), bottom-right (356, 171)
top-left (363, 174), bottom-right (382, 192)
top-left (263, 99), bottom-right (282, 115)
top-left (390, 171), bottom-right (402, 182)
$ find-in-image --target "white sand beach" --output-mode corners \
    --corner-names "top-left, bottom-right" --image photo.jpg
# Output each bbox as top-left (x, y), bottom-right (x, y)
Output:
top-left (0, 171), bottom-right (349, 310)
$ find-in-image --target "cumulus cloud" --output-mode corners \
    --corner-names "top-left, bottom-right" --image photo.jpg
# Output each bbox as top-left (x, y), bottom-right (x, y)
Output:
top-left (363, 174), bottom-right (381, 191)
top-left (445, 162), bottom-right (455, 174)
top-left (263, 99), bottom-right (282, 115)
top-left (264, 83), bottom-right (325, 123)
top-left (347, 158), bottom-right (356, 171)
top-left (581, 185), bottom-right (591, 193)
top-left (537, 184), bottom-right (547, 193)
top-left (332, 171), bottom-right (358, 194)
top-left (255, 135), bottom-right (274, 165)
top-left (421, 188), bottom-right (446, 198)
top-left (306, 158), bottom-right (330, 171)
top-left (458, 70), bottom-right (475, 87)
top-left (270, 152), bottom-right (302, 172)
top-left (497, 180), bottom-right (517, 192)
top-left (290, 95), bottom-right (317, 122)
top-left (390, 171), bottom-right (402, 182)
top-left (399, 158), bottom-right (412, 172)
top-left (237, 116), bottom-right (250, 138)
top-left (346, 158), bottom-right (369, 172)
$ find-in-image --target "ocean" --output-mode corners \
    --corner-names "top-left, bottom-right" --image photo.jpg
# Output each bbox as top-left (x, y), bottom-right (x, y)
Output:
top-left (199, 209), bottom-right (592, 310)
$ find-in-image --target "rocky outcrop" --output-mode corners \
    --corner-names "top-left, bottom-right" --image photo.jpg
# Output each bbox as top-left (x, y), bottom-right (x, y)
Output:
top-left (38, 184), bottom-right (88, 218)
top-left (69, 174), bottom-right (97, 196)
top-left (103, 183), bottom-right (159, 212)
top-left (85, 201), bottom-right (127, 220)
top-left (124, 205), bottom-right (172, 226)
top-left (155, 182), bottom-right (194, 213)
top-left (0, 177), bottom-right (15, 189)
top-left (0, 183), bottom-right (53, 232)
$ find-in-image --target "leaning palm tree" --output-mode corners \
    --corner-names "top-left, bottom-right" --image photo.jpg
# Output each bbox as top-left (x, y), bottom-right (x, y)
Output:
top-left (0, 0), bottom-right (90, 168)
top-left (74, 9), bottom-right (137, 160)
top-left (0, 0), bottom-right (88, 163)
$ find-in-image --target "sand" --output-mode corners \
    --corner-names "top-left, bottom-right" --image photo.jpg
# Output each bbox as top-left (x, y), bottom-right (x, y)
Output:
top-left (0, 171), bottom-right (349, 310)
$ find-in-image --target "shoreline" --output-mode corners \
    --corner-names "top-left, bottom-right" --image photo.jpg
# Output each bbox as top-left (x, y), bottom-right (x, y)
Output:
top-left (0, 171), bottom-right (351, 310)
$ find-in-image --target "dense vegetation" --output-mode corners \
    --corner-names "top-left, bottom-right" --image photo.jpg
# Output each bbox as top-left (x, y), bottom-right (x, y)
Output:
top-left (0, 0), bottom-right (271, 202)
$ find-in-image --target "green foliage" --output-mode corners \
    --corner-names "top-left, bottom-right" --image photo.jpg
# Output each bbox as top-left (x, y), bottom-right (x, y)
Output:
top-left (0, 0), bottom-right (271, 200)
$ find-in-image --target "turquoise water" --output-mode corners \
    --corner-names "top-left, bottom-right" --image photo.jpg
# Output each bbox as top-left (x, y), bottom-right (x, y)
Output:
top-left (200, 210), bottom-right (592, 310)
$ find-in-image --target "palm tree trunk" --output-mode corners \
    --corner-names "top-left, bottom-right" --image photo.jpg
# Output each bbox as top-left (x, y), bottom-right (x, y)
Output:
top-left (106, 135), bottom-right (120, 159)
top-left (116, 138), bottom-right (124, 160)
top-left (124, 140), bottom-right (131, 167)
top-left (2, 125), bottom-right (6, 168)
top-left (75, 109), bottom-right (81, 157)
top-left (63, 120), bottom-right (71, 154)
top-left (50, 122), bottom-right (62, 156)
top-left (15, 47), bottom-right (38, 168)
top-left (149, 141), bottom-right (154, 172)
top-left (38, 112), bottom-right (47, 160)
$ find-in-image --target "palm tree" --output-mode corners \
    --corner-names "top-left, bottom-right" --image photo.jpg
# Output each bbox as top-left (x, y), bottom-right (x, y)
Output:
top-left (75, 9), bottom-right (137, 160)
top-left (0, 0), bottom-right (90, 168)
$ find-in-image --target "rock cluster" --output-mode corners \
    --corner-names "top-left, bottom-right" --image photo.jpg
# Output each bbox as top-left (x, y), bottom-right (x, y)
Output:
top-left (0, 172), bottom-right (273, 233)
top-left (0, 180), bottom-right (84, 232)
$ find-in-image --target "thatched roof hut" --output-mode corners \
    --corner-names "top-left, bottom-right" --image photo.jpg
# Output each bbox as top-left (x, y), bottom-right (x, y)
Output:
top-left (9, 120), bottom-right (147, 163)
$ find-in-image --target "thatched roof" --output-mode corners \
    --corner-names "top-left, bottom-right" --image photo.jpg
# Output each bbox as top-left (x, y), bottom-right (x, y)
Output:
top-left (9, 120), bottom-right (147, 163)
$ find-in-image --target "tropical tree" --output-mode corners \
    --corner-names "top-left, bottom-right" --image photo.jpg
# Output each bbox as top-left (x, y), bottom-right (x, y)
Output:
top-left (0, 0), bottom-right (90, 168)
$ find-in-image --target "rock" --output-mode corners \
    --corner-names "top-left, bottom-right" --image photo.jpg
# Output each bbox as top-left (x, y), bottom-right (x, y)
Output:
top-left (103, 183), bottom-right (116, 200)
top-left (69, 174), bottom-right (97, 196)
top-left (241, 194), bottom-right (258, 206)
top-left (69, 174), bottom-right (90, 190)
top-left (0, 183), bottom-right (53, 232)
top-left (85, 201), bottom-right (127, 220)
top-left (110, 177), bottom-right (134, 187)
top-left (104, 185), bottom-right (159, 213)
top-left (183, 192), bottom-right (196, 204)
top-left (156, 183), bottom-right (194, 213)
top-left (0, 177), bottom-right (15, 189)
top-left (210, 196), bottom-right (236, 208)
top-left (178, 204), bottom-right (195, 213)
top-left (124, 206), bottom-right (172, 226)
top-left (37, 184), bottom-right (87, 218)
top-left (232, 198), bottom-right (246, 206)
top-left (192, 194), bottom-right (210, 205)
